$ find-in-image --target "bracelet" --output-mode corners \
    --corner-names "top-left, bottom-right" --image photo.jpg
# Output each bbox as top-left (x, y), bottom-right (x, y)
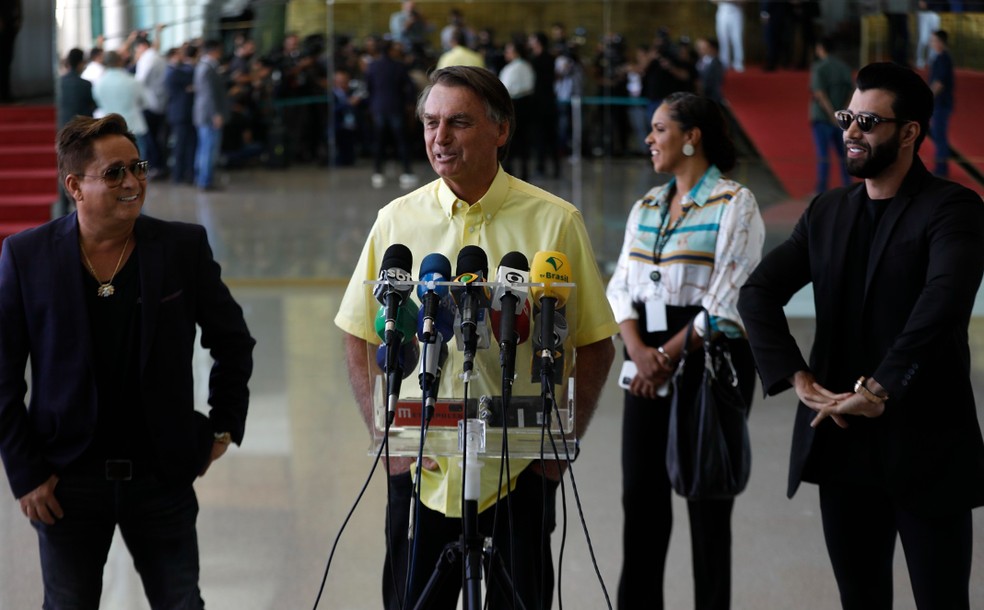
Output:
top-left (854, 376), bottom-right (887, 404)
top-left (656, 346), bottom-right (673, 366)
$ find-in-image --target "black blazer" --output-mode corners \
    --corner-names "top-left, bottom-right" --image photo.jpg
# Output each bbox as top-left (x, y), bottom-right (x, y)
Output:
top-left (738, 158), bottom-right (984, 514)
top-left (0, 213), bottom-right (255, 498)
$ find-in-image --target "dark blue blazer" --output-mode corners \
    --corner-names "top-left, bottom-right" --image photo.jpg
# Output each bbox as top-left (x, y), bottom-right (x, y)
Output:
top-left (165, 62), bottom-right (195, 125)
top-left (0, 213), bottom-right (255, 498)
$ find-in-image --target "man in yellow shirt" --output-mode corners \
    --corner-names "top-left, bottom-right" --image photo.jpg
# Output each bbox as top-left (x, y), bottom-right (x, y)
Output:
top-left (335, 66), bottom-right (617, 609)
top-left (436, 28), bottom-right (485, 70)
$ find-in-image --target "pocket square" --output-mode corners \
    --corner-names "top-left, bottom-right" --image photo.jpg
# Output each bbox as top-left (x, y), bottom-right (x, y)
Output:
top-left (161, 289), bottom-right (184, 303)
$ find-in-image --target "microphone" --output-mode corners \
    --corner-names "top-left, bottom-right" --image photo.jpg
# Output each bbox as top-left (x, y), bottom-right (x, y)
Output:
top-left (373, 244), bottom-right (414, 423)
top-left (530, 308), bottom-right (568, 384)
top-left (374, 301), bottom-right (420, 345)
top-left (490, 251), bottom-right (531, 385)
top-left (416, 296), bottom-right (454, 422)
top-left (416, 252), bottom-right (453, 343)
top-left (450, 245), bottom-right (492, 378)
top-left (489, 301), bottom-right (531, 346)
top-left (529, 251), bottom-right (573, 385)
top-left (373, 244), bottom-right (414, 349)
top-left (375, 341), bottom-right (420, 380)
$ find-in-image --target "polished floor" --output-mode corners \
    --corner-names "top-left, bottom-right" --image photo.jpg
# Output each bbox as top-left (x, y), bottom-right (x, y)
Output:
top-left (0, 156), bottom-right (982, 609)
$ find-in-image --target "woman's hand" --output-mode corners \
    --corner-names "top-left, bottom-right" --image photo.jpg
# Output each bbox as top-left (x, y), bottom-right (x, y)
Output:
top-left (626, 344), bottom-right (675, 399)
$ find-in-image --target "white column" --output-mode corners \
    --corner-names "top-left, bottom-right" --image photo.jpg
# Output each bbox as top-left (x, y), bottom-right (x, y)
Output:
top-left (56, 0), bottom-right (94, 57)
top-left (101, 0), bottom-right (130, 50)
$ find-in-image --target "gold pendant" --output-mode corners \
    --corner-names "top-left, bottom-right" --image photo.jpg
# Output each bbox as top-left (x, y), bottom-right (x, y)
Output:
top-left (97, 283), bottom-right (115, 297)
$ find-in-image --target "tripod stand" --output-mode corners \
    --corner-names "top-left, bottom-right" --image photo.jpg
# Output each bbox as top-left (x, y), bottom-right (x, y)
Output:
top-left (409, 421), bottom-right (527, 610)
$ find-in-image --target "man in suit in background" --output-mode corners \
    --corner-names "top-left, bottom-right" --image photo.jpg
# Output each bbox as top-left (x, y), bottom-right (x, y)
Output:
top-left (0, 113), bottom-right (255, 608)
top-left (165, 43), bottom-right (198, 185)
top-left (193, 39), bottom-right (228, 191)
top-left (56, 47), bottom-right (96, 216)
top-left (738, 62), bottom-right (984, 609)
top-left (0, 0), bottom-right (21, 101)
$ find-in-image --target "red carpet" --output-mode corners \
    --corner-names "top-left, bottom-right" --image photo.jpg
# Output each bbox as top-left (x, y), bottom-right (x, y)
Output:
top-left (724, 67), bottom-right (983, 201)
top-left (0, 105), bottom-right (57, 244)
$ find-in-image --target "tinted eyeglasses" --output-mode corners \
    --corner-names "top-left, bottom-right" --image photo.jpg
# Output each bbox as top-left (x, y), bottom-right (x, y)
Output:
top-left (834, 110), bottom-right (906, 134)
top-left (77, 160), bottom-right (149, 187)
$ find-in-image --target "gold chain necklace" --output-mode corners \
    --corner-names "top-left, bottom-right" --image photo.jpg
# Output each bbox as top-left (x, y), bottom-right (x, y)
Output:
top-left (80, 234), bottom-right (131, 298)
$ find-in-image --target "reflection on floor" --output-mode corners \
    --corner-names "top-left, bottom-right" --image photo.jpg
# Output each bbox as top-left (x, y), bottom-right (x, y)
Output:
top-left (0, 161), bottom-right (981, 609)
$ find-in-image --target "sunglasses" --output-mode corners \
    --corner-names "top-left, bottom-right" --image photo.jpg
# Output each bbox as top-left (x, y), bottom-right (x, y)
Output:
top-left (77, 160), bottom-right (149, 187)
top-left (834, 110), bottom-right (907, 133)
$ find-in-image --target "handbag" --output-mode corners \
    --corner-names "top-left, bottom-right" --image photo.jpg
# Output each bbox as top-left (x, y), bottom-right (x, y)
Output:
top-left (665, 308), bottom-right (751, 500)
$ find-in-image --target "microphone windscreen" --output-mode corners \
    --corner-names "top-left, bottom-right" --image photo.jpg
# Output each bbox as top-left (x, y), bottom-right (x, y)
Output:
top-left (498, 251), bottom-right (529, 272)
top-left (375, 301), bottom-right (420, 345)
top-left (417, 300), bottom-right (455, 344)
top-left (416, 252), bottom-right (452, 300)
top-left (490, 299), bottom-right (531, 344)
top-left (529, 250), bottom-right (572, 307)
top-left (455, 245), bottom-right (489, 278)
top-left (380, 243), bottom-right (413, 275)
top-left (376, 341), bottom-right (419, 379)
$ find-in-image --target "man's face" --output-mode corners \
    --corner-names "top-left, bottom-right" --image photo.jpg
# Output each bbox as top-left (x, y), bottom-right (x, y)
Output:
top-left (844, 88), bottom-right (904, 179)
top-left (422, 84), bottom-right (508, 198)
top-left (70, 135), bottom-right (145, 227)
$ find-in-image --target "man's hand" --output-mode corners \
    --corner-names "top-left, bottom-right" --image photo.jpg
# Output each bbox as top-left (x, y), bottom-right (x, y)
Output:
top-left (18, 475), bottom-right (63, 525)
top-left (811, 391), bottom-right (886, 429)
top-left (790, 370), bottom-right (852, 428)
top-left (200, 439), bottom-right (230, 476)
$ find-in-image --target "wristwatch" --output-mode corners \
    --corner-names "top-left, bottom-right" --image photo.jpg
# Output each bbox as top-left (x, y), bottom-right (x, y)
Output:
top-left (213, 432), bottom-right (232, 445)
top-left (854, 376), bottom-right (887, 404)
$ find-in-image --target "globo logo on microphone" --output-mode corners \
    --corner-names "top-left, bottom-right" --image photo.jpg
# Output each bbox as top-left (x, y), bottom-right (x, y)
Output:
top-left (504, 271), bottom-right (525, 284)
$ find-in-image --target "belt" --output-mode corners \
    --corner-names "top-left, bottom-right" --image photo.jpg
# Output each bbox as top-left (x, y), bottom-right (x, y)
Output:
top-left (104, 459), bottom-right (134, 481)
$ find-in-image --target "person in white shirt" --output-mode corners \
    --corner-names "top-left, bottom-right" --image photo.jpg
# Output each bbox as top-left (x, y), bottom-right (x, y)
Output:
top-left (92, 51), bottom-right (148, 153)
top-left (134, 34), bottom-right (169, 179)
top-left (80, 47), bottom-right (105, 85)
top-left (498, 39), bottom-right (535, 179)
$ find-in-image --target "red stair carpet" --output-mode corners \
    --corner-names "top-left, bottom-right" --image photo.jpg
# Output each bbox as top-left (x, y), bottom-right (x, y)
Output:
top-left (0, 105), bottom-right (57, 246)
top-left (723, 67), bottom-right (983, 208)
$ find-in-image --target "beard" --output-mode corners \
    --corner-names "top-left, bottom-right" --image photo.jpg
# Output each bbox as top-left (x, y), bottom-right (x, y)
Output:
top-left (845, 128), bottom-right (901, 179)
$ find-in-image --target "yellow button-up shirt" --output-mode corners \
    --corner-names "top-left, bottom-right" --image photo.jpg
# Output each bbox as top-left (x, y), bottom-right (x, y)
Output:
top-left (335, 167), bottom-right (618, 516)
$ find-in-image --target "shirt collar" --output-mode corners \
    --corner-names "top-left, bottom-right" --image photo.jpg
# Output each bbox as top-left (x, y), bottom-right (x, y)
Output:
top-left (436, 165), bottom-right (509, 218)
top-left (661, 165), bottom-right (721, 208)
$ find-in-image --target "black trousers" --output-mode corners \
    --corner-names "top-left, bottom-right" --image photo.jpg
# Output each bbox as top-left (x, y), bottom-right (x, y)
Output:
top-left (818, 481), bottom-right (972, 610)
top-left (617, 305), bottom-right (755, 610)
top-left (383, 467), bottom-right (558, 610)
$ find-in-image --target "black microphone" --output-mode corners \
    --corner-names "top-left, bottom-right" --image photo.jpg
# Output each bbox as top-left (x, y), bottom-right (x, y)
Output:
top-left (373, 244), bottom-right (414, 349)
top-left (529, 251), bottom-right (572, 386)
top-left (373, 244), bottom-right (414, 422)
top-left (450, 245), bottom-right (491, 379)
top-left (490, 251), bottom-right (530, 385)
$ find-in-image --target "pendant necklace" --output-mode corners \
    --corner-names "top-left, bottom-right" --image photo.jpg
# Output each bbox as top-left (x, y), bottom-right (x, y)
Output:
top-left (80, 234), bottom-right (131, 297)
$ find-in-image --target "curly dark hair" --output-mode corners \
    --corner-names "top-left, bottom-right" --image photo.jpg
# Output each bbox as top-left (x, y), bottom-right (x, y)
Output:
top-left (661, 91), bottom-right (737, 173)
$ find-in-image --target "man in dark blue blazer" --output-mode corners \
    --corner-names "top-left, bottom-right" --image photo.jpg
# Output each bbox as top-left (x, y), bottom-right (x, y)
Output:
top-left (56, 47), bottom-right (96, 216)
top-left (739, 62), bottom-right (984, 609)
top-left (165, 44), bottom-right (198, 185)
top-left (0, 113), bottom-right (255, 609)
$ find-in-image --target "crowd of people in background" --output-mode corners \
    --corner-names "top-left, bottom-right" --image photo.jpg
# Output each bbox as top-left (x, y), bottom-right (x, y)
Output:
top-left (54, 0), bottom-right (965, 198)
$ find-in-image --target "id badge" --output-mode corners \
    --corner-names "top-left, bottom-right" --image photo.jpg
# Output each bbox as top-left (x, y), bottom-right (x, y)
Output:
top-left (645, 300), bottom-right (668, 333)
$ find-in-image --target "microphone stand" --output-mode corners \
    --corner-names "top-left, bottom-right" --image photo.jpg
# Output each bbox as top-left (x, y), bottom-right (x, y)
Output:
top-left (537, 297), bottom-right (558, 427)
top-left (412, 283), bottom-right (525, 610)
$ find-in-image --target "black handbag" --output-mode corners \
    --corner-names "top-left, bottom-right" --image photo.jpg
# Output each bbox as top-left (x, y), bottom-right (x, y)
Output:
top-left (666, 309), bottom-right (751, 500)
